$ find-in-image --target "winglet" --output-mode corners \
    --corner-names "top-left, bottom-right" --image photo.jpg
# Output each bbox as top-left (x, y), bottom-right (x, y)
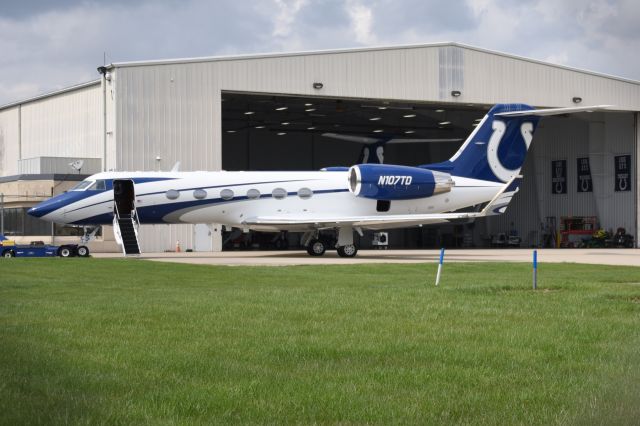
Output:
top-left (480, 174), bottom-right (523, 216)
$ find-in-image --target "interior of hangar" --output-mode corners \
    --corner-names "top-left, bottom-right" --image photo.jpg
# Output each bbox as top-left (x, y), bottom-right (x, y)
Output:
top-left (220, 92), bottom-right (638, 250)
top-left (220, 92), bottom-right (486, 250)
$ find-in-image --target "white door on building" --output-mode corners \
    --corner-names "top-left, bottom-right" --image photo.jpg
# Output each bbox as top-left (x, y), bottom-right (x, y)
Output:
top-left (194, 223), bottom-right (213, 252)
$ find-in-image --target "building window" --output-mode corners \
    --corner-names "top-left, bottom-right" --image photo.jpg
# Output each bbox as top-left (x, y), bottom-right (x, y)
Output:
top-left (193, 189), bottom-right (207, 199)
top-left (220, 189), bottom-right (234, 200)
top-left (247, 189), bottom-right (260, 200)
top-left (297, 187), bottom-right (313, 199)
top-left (2, 208), bottom-right (53, 236)
top-left (166, 189), bottom-right (180, 200)
top-left (272, 188), bottom-right (287, 199)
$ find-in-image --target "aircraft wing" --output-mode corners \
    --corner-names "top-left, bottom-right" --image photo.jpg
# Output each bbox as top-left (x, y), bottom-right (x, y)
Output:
top-left (321, 132), bottom-right (461, 144)
top-left (243, 211), bottom-right (481, 228)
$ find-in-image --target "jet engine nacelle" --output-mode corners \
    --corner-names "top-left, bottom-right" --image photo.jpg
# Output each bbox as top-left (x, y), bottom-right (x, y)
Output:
top-left (348, 164), bottom-right (454, 200)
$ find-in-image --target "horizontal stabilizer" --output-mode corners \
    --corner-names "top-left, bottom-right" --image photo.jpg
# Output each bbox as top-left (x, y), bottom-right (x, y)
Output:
top-left (495, 105), bottom-right (613, 117)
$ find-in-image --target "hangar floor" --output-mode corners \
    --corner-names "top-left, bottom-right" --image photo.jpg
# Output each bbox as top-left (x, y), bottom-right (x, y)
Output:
top-left (94, 249), bottom-right (640, 267)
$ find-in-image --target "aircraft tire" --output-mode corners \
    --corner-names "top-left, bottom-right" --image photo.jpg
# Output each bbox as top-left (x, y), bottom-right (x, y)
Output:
top-left (306, 239), bottom-right (326, 256)
top-left (77, 245), bottom-right (90, 257)
top-left (337, 244), bottom-right (358, 258)
top-left (2, 250), bottom-right (15, 258)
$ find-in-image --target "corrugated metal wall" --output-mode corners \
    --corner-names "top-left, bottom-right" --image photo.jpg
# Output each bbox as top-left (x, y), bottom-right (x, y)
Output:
top-left (17, 156), bottom-right (102, 174)
top-left (0, 84), bottom-right (102, 177)
top-left (20, 84), bottom-right (102, 160)
top-left (0, 106), bottom-right (20, 175)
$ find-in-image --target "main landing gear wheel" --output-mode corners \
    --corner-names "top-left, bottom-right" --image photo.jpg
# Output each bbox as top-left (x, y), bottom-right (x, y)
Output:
top-left (2, 250), bottom-right (15, 258)
top-left (77, 245), bottom-right (90, 257)
top-left (306, 239), bottom-right (326, 256)
top-left (337, 244), bottom-right (358, 258)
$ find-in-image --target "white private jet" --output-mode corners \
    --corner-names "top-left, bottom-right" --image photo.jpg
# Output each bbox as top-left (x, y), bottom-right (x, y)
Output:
top-left (28, 103), bottom-right (610, 257)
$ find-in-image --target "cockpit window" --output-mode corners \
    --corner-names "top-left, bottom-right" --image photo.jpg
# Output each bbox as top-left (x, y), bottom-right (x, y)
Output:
top-left (88, 180), bottom-right (106, 191)
top-left (70, 181), bottom-right (93, 191)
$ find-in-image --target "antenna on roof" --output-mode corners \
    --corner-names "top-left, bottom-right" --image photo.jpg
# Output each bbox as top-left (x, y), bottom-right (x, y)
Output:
top-left (69, 160), bottom-right (84, 174)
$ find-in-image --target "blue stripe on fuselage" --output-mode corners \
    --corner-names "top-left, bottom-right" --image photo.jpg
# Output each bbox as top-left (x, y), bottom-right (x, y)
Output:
top-left (69, 188), bottom-right (350, 225)
top-left (64, 179), bottom-right (318, 215)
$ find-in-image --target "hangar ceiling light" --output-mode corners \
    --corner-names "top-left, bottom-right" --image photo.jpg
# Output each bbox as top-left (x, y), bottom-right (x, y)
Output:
top-left (305, 108), bottom-right (316, 112)
top-left (281, 122), bottom-right (290, 125)
top-left (373, 129), bottom-right (384, 133)
top-left (255, 125), bottom-right (265, 129)
top-left (435, 109), bottom-right (445, 113)
top-left (439, 121), bottom-right (451, 125)
top-left (244, 111), bottom-right (255, 115)
top-left (275, 106), bottom-right (288, 111)
top-left (369, 117), bottom-right (382, 121)
top-left (403, 114), bottom-right (416, 118)
top-left (277, 132), bottom-right (287, 135)
top-left (305, 103), bottom-right (313, 106)
top-left (307, 126), bottom-right (316, 130)
top-left (405, 130), bottom-right (415, 134)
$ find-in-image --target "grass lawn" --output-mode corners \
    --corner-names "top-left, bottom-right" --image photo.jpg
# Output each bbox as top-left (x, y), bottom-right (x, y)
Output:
top-left (1, 259), bottom-right (639, 425)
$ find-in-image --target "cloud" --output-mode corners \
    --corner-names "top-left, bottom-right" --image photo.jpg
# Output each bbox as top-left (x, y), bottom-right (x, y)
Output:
top-left (272, 0), bottom-right (309, 37)
top-left (346, 0), bottom-right (376, 44)
top-left (0, 0), bottom-right (638, 105)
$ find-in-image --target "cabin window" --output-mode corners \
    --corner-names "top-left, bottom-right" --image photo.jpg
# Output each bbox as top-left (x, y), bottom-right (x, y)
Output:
top-left (272, 188), bottom-right (287, 200)
top-left (166, 189), bottom-right (180, 200)
top-left (193, 189), bottom-right (207, 199)
top-left (247, 189), bottom-right (260, 200)
top-left (220, 189), bottom-right (234, 200)
top-left (297, 187), bottom-right (313, 199)
top-left (376, 200), bottom-right (390, 212)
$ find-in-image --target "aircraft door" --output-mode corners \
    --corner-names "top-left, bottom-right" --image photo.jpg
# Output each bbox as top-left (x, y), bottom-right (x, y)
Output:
top-left (113, 179), bottom-right (136, 215)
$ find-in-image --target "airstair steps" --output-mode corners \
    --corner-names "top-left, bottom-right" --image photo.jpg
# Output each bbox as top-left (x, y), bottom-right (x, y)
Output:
top-left (115, 213), bottom-right (140, 255)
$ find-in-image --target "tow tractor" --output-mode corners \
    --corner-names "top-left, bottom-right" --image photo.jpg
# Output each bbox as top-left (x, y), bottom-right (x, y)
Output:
top-left (0, 234), bottom-right (89, 258)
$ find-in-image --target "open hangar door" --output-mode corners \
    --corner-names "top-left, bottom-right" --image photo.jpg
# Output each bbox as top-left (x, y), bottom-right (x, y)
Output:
top-left (484, 111), bottom-right (637, 249)
top-left (220, 91), bottom-right (492, 250)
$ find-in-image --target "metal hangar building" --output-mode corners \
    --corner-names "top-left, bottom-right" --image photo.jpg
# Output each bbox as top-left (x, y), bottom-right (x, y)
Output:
top-left (1, 42), bottom-right (639, 252)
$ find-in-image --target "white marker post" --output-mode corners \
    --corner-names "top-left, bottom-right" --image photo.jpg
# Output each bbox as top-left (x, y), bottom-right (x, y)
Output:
top-left (435, 248), bottom-right (445, 286)
top-left (533, 250), bottom-right (538, 290)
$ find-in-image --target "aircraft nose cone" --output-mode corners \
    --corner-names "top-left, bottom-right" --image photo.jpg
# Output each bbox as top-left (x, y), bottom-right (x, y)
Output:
top-left (27, 202), bottom-right (49, 218)
top-left (28, 196), bottom-right (64, 219)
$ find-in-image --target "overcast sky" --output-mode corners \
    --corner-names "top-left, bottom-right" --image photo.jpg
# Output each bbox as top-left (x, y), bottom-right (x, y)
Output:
top-left (1, 0), bottom-right (638, 105)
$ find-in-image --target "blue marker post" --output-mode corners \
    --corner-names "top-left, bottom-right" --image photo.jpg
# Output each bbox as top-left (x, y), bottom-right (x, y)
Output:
top-left (533, 250), bottom-right (538, 290)
top-left (435, 248), bottom-right (445, 286)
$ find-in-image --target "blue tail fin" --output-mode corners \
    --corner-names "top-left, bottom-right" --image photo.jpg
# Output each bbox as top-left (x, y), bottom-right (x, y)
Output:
top-left (422, 104), bottom-right (540, 183)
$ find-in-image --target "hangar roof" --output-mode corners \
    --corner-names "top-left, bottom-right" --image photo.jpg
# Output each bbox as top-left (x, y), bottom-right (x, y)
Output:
top-left (0, 79), bottom-right (100, 111)
top-left (107, 42), bottom-right (639, 86)
top-left (2, 42), bottom-right (638, 113)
